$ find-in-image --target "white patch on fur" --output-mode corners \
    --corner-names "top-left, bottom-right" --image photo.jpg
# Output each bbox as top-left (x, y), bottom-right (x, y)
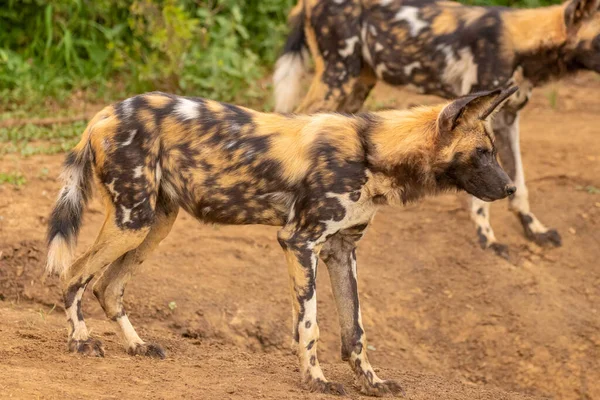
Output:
top-left (161, 180), bottom-right (179, 201)
top-left (116, 315), bottom-right (144, 347)
top-left (403, 61), bottom-right (421, 75)
top-left (121, 98), bottom-right (134, 119)
top-left (133, 166), bottom-right (143, 178)
top-left (155, 164), bottom-right (162, 183)
top-left (67, 287), bottom-right (89, 340)
top-left (375, 63), bottom-right (389, 79)
top-left (106, 178), bottom-right (119, 201)
top-left (374, 42), bottom-right (384, 52)
top-left (361, 25), bottom-right (373, 65)
top-left (121, 206), bottom-right (132, 225)
top-left (225, 140), bottom-right (238, 149)
top-left (440, 46), bottom-right (478, 95)
top-left (121, 129), bottom-right (137, 146)
top-left (132, 199), bottom-right (146, 208)
top-left (369, 25), bottom-right (378, 36)
top-left (380, 0), bottom-right (394, 5)
top-left (470, 198), bottom-right (497, 246)
top-left (394, 6), bottom-right (428, 36)
top-left (273, 52), bottom-right (307, 113)
top-left (339, 36), bottom-right (359, 58)
top-left (317, 192), bottom-right (378, 243)
top-left (175, 98), bottom-right (200, 120)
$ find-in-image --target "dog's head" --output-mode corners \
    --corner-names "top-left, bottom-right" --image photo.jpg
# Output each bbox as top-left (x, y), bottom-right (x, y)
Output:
top-left (434, 87), bottom-right (518, 202)
top-left (570, 14), bottom-right (600, 72)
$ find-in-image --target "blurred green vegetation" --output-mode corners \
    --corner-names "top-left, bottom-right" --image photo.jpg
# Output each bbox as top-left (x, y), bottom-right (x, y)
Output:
top-left (0, 0), bottom-right (294, 113)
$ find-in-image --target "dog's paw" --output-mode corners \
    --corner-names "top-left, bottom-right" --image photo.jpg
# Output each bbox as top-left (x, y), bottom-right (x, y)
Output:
top-left (489, 242), bottom-right (510, 260)
top-left (68, 338), bottom-right (105, 357)
top-left (305, 377), bottom-right (347, 396)
top-left (356, 376), bottom-right (405, 397)
top-left (127, 342), bottom-right (166, 359)
top-left (519, 213), bottom-right (562, 248)
top-left (530, 229), bottom-right (562, 247)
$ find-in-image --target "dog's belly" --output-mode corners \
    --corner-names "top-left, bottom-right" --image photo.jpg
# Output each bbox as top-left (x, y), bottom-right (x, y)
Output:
top-left (186, 190), bottom-right (294, 226)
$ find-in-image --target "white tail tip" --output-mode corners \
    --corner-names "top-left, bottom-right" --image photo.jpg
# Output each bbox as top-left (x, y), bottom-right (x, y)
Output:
top-left (273, 51), bottom-right (307, 113)
top-left (46, 235), bottom-right (73, 279)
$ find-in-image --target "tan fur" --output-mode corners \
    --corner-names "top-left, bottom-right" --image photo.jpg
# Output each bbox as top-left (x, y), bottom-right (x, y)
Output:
top-left (503, 6), bottom-right (568, 53)
top-left (432, 9), bottom-right (459, 35)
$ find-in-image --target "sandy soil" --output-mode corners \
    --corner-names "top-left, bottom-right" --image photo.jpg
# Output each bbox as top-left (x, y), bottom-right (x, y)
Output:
top-left (1, 73), bottom-right (599, 400)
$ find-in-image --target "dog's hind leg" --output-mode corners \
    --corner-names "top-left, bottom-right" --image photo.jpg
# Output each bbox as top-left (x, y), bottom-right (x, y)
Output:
top-left (321, 227), bottom-right (404, 397)
top-left (338, 65), bottom-right (377, 113)
top-left (93, 194), bottom-right (178, 358)
top-left (494, 110), bottom-right (562, 247)
top-left (63, 203), bottom-right (150, 357)
top-left (295, 3), bottom-right (369, 114)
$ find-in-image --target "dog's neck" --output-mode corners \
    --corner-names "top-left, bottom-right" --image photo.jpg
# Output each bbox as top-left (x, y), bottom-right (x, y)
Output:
top-left (360, 107), bottom-right (443, 204)
top-left (503, 5), bottom-right (578, 86)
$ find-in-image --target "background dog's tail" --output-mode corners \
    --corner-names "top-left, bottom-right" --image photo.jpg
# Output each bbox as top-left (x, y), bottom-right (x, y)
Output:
top-left (46, 124), bottom-right (95, 278)
top-left (273, 1), bottom-right (308, 113)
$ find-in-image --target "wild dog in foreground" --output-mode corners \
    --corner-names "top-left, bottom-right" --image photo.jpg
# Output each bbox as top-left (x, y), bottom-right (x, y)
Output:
top-left (47, 88), bottom-right (516, 396)
top-left (274, 0), bottom-right (599, 257)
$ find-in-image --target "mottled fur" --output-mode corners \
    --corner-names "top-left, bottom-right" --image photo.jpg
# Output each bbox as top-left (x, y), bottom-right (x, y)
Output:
top-left (47, 89), bottom-right (515, 396)
top-left (274, 0), bottom-right (599, 255)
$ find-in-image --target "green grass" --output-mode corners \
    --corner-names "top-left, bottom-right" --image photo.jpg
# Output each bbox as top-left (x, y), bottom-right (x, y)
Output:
top-left (0, 121), bottom-right (84, 157)
top-left (0, 171), bottom-right (26, 186)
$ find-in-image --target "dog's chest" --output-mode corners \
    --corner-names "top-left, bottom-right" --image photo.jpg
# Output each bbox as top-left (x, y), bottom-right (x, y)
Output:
top-left (318, 190), bottom-right (380, 237)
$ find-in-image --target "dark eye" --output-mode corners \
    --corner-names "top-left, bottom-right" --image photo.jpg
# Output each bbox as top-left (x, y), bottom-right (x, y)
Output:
top-left (476, 147), bottom-right (489, 155)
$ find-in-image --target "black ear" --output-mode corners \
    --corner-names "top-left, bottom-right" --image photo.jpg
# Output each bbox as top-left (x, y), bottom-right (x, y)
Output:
top-left (564, 0), bottom-right (599, 34)
top-left (438, 87), bottom-right (518, 133)
top-left (479, 86), bottom-right (519, 120)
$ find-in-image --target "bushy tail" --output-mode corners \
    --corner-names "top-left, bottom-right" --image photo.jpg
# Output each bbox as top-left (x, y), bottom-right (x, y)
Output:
top-left (273, 1), bottom-right (309, 113)
top-left (46, 128), bottom-right (94, 278)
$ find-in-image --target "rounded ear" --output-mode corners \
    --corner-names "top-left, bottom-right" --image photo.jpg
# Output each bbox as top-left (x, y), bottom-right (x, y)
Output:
top-left (438, 89), bottom-right (499, 133)
top-left (564, 0), bottom-right (599, 34)
top-left (438, 87), bottom-right (518, 134)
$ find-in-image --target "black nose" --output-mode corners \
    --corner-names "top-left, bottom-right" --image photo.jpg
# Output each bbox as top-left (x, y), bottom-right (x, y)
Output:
top-left (506, 185), bottom-right (517, 196)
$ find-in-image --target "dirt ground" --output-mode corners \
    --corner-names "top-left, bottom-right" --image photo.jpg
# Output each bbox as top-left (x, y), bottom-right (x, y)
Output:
top-left (1, 73), bottom-right (599, 400)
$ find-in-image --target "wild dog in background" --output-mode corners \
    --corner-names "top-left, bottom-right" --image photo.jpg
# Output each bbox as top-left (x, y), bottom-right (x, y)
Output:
top-left (274, 0), bottom-right (599, 257)
top-left (47, 87), bottom-right (516, 396)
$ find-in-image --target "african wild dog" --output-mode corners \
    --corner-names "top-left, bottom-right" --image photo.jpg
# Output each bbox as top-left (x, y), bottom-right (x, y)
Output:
top-left (47, 88), bottom-right (517, 395)
top-left (274, 0), bottom-right (599, 257)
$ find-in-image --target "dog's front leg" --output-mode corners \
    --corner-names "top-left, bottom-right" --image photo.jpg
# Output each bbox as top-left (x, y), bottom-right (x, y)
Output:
top-left (277, 226), bottom-right (346, 395)
top-left (321, 229), bottom-right (405, 397)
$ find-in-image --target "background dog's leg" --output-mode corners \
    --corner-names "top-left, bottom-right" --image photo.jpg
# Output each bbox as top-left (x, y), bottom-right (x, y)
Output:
top-left (338, 65), bottom-right (377, 113)
top-left (321, 229), bottom-right (404, 397)
top-left (296, 4), bottom-right (367, 114)
top-left (295, 63), bottom-right (371, 114)
top-left (494, 110), bottom-right (562, 247)
top-left (469, 198), bottom-right (508, 258)
top-left (278, 226), bottom-right (346, 395)
top-left (93, 197), bottom-right (178, 358)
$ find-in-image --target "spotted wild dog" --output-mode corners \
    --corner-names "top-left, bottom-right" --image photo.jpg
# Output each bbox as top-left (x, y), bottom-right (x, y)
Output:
top-left (274, 0), bottom-right (599, 257)
top-left (47, 88), bottom-right (517, 396)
